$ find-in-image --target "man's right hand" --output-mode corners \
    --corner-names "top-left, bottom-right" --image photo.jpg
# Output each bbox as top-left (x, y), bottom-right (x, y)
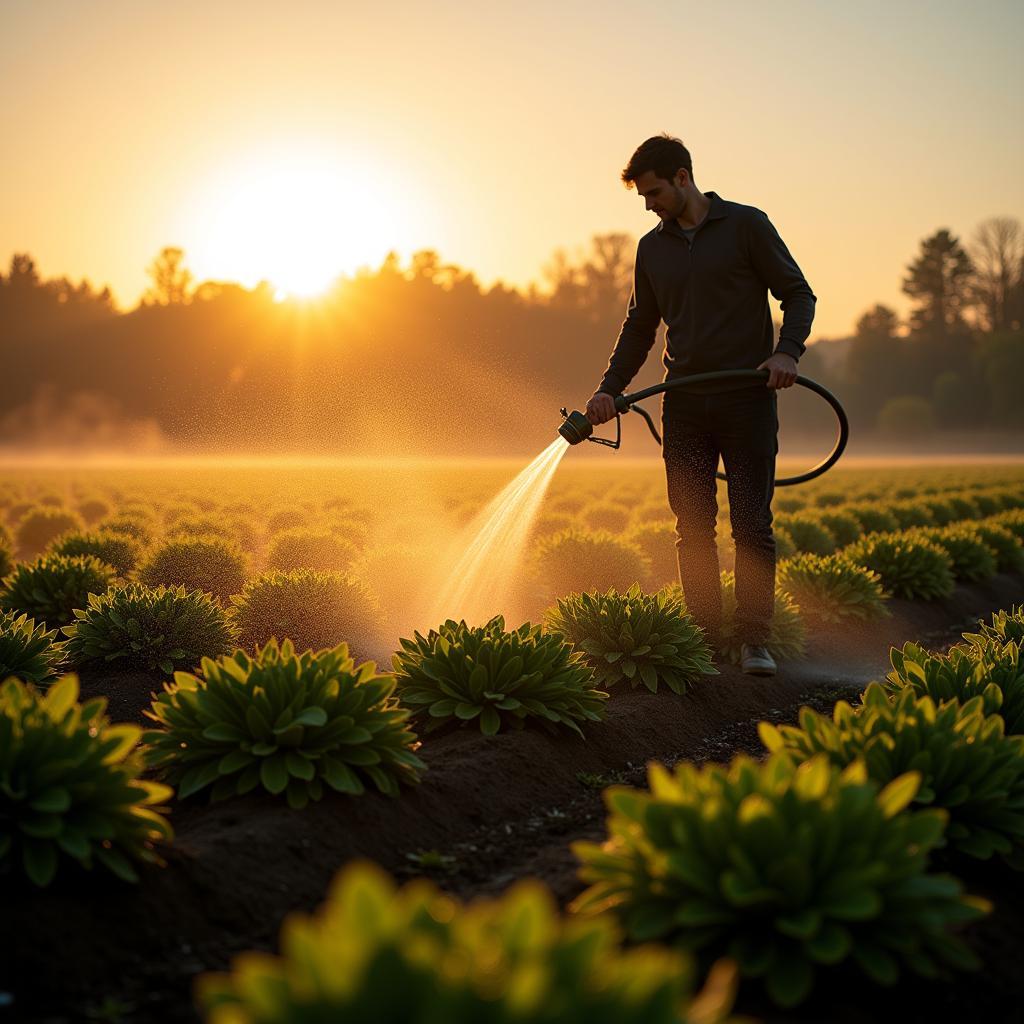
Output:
top-left (585, 391), bottom-right (618, 426)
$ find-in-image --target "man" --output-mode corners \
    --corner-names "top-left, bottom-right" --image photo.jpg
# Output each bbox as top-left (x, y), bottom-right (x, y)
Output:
top-left (585, 133), bottom-right (816, 676)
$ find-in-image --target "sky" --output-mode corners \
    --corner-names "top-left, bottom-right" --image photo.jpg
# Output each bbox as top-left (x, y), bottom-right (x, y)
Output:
top-left (1, 0), bottom-right (1022, 339)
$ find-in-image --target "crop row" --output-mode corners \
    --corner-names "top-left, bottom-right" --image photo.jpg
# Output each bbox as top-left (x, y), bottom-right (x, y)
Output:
top-left (5, 596), bottom-right (1023, 1018)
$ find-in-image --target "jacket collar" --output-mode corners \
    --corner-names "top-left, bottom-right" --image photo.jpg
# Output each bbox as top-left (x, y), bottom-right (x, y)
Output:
top-left (656, 190), bottom-right (728, 234)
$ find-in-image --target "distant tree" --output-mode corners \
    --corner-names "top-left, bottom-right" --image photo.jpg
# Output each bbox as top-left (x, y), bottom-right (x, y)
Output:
top-left (844, 304), bottom-right (903, 420)
top-left (901, 229), bottom-right (974, 336)
top-left (877, 395), bottom-right (935, 438)
top-left (2, 253), bottom-right (41, 290)
top-left (143, 246), bottom-right (194, 306)
top-left (977, 332), bottom-right (1024, 428)
top-left (966, 216), bottom-right (1024, 333)
top-left (542, 232), bottom-right (634, 324)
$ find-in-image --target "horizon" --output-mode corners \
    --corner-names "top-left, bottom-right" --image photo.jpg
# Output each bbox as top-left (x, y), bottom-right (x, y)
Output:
top-left (3, 0), bottom-right (1022, 339)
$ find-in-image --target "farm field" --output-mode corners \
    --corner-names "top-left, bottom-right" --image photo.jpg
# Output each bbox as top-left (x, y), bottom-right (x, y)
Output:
top-left (3, 457), bottom-right (1024, 1023)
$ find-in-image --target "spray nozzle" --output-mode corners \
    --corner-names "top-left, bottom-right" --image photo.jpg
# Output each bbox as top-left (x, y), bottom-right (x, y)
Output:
top-left (557, 408), bottom-right (621, 448)
top-left (556, 398), bottom-right (663, 451)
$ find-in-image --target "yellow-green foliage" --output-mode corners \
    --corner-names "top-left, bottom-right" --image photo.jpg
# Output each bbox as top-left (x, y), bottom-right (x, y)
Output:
top-left (0, 554), bottom-right (118, 627)
top-left (49, 529), bottom-right (144, 577)
top-left (197, 861), bottom-right (739, 1024)
top-left (144, 639), bottom-right (423, 807)
top-left (886, 637), bottom-right (1024, 735)
top-left (909, 525), bottom-right (998, 583)
top-left (62, 583), bottom-right (238, 676)
top-left (0, 675), bottom-right (173, 885)
top-left (845, 533), bottom-right (955, 600)
top-left (625, 520), bottom-right (678, 589)
top-left (572, 752), bottom-right (989, 1008)
top-left (776, 554), bottom-right (889, 625)
top-left (582, 501), bottom-right (632, 534)
top-left (774, 513), bottom-right (836, 556)
top-left (14, 507), bottom-right (84, 558)
top-left (544, 584), bottom-right (717, 695)
top-left (393, 615), bottom-right (607, 737)
top-left (0, 611), bottom-right (68, 685)
top-left (136, 535), bottom-right (249, 603)
top-left (761, 682), bottom-right (1024, 866)
top-left (813, 509), bottom-right (862, 547)
top-left (530, 528), bottom-right (651, 606)
top-left (264, 528), bottom-right (359, 573)
top-left (229, 569), bottom-right (383, 657)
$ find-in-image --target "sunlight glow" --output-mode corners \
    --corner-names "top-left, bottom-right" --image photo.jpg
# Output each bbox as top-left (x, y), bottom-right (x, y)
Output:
top-left (184, 143), bottom-right (416, 299)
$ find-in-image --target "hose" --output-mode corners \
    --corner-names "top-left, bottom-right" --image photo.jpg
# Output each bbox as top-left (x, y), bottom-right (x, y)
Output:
top-left (612, 368), bottom-right (849, 487)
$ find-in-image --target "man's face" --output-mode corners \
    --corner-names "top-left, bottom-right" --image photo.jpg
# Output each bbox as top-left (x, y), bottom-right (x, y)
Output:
top-left (634, 169), bottom-right (687, 220)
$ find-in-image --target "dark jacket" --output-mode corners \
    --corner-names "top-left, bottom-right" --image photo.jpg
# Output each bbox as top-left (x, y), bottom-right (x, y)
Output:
top-left (597, 190), bottom-right (817, 396)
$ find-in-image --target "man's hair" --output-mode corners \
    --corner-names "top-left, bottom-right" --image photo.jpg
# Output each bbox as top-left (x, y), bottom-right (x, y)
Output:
top-left (621, 134), bottom-right (695, 189)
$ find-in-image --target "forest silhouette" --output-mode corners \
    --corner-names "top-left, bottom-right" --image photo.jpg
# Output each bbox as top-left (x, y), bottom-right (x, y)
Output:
top-left (2, 216), bottom-right (1022, 457)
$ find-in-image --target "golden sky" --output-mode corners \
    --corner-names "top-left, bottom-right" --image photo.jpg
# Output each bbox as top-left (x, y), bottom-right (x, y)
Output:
top-left (2, 0), bottom-right (1021, 338)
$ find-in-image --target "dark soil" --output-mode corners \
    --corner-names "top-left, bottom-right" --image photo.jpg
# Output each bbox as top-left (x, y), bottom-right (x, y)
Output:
top-left (4, 573), bottom-right (1023, 1024)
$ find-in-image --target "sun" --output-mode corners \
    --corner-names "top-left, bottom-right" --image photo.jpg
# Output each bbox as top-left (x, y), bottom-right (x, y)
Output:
top-left (184, 145), bottom-right (411, 299)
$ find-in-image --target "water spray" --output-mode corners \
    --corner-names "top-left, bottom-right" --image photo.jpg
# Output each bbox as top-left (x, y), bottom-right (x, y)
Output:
top-left (558, 368), bottom-right (849, 486)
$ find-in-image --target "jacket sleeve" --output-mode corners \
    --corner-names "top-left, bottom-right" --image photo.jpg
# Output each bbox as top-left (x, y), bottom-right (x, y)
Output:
top-left (748, 210), bottom-right (817, 361)
top-left (597, 244), bottom-right (662, 396)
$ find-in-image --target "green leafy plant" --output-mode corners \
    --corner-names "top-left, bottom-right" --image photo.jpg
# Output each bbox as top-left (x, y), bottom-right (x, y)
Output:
top-left (13, 507), bottom-right (84, 558)
top-left (909, 526), bottom-right (998, 583)
top-left (529, 528), bottom-right (651, 606)
top-left (883, 501), bottom-right (935, 530)
top-left (920, 498), bottom-right (959, 526)
top-left (845, 505), bottom-right (900, 535)
top-left (196, 860), bottom-right (739, 1024)
top-left (968, 605), bottom-right (1024, 646)
top-left (813, 509), bottom-right (862, 547)
top-left (264, 528), bottom-right (360, 573)
top-left (761, 682), bottom-right (1024, 866)
top-left (143, 638), bottom-right (424, 808)
top-left (991, 509), bottom-right (1024, 543)
top-left (0, 539), bottom-right (13, 580)
top-left (228, 569), bottom-right (383, 657)
top-left (845, 532), bottom-right (955, 600)
top-left (0, 611), bottom-right (68, 685)
top-left (967, 522), bottom-right (1024, 573)
top-left (0, 674), bottom-right (173, 885)
top-left (95, 514), bottom-right (158, 547)
top-left (392, 615), bottom-right (607, 737)
top-left (62, 582), bottom-right (238, 676)
top-left (940, 493), bottom-right (980, 520)
top-left (571, 752), bottom-right (989, 1008)
top-left (75, 497), bottom-right (111, 525)
top-left (583, 501), bottom-right (632, 533)
top-left (0, 553), bottom-right (118, 626)
top-left (774, 513), bottom-right (836, 556)
top-left (544, 584), bottom-right (717, 695)
top-left (776, 554), bottom-right (890, 625)
top-left (886, 637), bottom-right (1024, 735)
top-left (136, 535), bottom-right (249, 603)
top-left (49, 529), bottom-right (145, 577)
top-left (625, 520), bottom-right (679, 588)
top-left (165, 515), bottom-right (237, 542)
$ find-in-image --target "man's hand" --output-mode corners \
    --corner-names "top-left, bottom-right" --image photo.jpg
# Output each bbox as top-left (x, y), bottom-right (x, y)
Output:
top-left (757, 352), bottom-right (798, 389)
top-left (585, 391), bottom-right (618, 425)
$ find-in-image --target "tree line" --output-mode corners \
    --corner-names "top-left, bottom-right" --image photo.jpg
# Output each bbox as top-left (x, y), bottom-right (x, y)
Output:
top-left (1, 215), bottom-right (1021, 455)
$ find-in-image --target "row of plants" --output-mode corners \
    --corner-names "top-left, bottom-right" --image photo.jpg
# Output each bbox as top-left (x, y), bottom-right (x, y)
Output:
top-left (189, 606), bottom-right (1024, 1020)
top-left (2, 505), bottom-right (1020, 701)
top-left (0, 585), bottom-right (727, 885)
top-left (7, 569), bottom-right (1019, 894)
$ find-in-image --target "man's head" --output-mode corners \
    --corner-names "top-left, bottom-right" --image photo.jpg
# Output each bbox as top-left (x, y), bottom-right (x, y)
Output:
top-left (621, 134), bottom-right (697, 221)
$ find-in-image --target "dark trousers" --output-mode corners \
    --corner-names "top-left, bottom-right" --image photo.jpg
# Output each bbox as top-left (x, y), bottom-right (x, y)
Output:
top-left (661, 386), bottom-right (778, 646)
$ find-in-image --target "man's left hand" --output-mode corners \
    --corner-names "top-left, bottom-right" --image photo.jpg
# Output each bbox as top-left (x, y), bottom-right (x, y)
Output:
top-left (757, 352), bottom-right (798, 389)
